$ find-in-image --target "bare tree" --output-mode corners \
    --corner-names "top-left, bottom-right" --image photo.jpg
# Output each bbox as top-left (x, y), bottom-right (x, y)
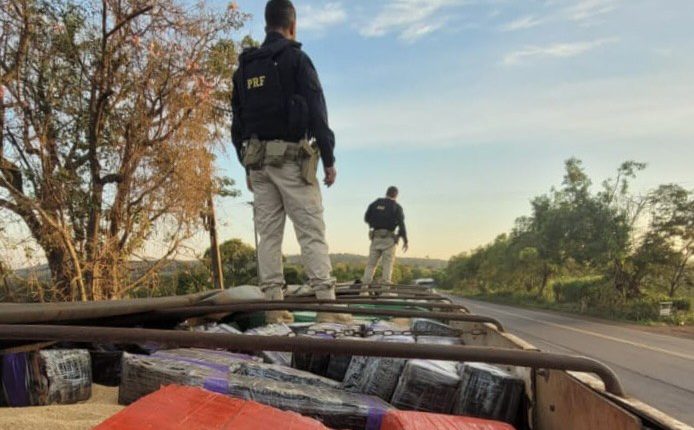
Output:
top-left (0, 0), bottom-right (246, 300)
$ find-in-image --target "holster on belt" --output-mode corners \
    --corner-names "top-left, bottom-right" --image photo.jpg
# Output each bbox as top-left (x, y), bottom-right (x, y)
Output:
top-left (242, 137), bottom-right (264, 170)
top-left (373, 229), bottom-right (395, 239)
top-left (299, 139), bottom-right (320, 185)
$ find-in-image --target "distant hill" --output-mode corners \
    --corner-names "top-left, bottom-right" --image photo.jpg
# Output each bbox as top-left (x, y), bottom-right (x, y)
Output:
top-left (13, 253), bottom-right (447, 282)
top-left (286, 253), bottom-right (447, 269)
top-left (13, 260), bottom-right (202, 283)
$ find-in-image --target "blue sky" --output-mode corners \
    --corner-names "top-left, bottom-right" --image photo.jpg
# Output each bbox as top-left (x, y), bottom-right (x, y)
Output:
top-left (207, 0), bottom-right (694, 260)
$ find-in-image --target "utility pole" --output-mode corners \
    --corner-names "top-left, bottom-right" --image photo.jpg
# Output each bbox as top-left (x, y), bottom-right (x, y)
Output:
top-left (207, 194), bottom-right (224, 290)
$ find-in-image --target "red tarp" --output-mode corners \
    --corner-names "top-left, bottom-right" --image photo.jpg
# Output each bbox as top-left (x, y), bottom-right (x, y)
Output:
top-left (95, 385), bottom-right (329, 430)
top-left (381, 411), bottom-right (516, 430)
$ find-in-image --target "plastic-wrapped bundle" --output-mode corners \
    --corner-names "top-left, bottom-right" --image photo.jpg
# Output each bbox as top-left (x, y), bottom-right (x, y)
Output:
top-left (90, 345), bottom-right (123, 387)
top-left (119, 353), bottom-right (236, 404)
top-left (227, 373), bottom-right (392, 430)
top-left (391, 359), bottom-right (461, 413)
top-left (411, 318), bottom-right (460, 337)
top-left (342, 335), bottom-right (415, 401)
top-left (416, 335), bottom-right (462, 345)
top-left (381, 410), bottom-right (516, 430)
top-left (364, 320), bottom-right (411, 337)
top-left (229, 360), bottom-right (341, 389)
top-left (453, 363), bottom-right (524, 425)
top-left (97, 385), bottom-right (330, 430)
top-left (194, 322), bottom-right (243, 334)
top-left (244, 323), bottom-right (294, 366)
top-left (153, 348), bottom-right (260, 366)
top-left (3, 350), bottom-right (93, 407)
top-left (293, 323), bottom-right (362, 376)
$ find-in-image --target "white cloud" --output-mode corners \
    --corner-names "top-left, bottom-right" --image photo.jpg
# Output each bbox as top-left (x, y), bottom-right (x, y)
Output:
top-left (499, 15), bottom-right (544, 32)
top-left (565, 0), bottom-right (620, 22)
top-left (360, 0), bottom-right (465, 41)
top-left (299, 2), bottom-right (347, 32)
top-left (502, 38), bottom-right (617, 65)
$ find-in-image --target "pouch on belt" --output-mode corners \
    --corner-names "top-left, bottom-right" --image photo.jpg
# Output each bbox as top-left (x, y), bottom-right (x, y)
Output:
top-left (299, 140), bottom-right (320, 185)
top-left (264, 140), bottom-right (288, 167)
top-left (242, 137), bottom-right (265, 169)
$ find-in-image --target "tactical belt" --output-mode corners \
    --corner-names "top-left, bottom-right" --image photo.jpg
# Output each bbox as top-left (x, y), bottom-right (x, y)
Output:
top-left (373, 229), bottom-right (396, 239)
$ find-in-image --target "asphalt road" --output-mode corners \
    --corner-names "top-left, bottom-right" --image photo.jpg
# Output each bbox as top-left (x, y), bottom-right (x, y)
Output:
top-left (454, 298), bottom-right (694, 426)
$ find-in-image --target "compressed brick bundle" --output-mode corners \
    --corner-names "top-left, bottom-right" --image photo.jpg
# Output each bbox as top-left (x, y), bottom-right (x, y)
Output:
top-left (2, 350), bottom-right (92, 407)
top-left (411, 318), bottom-right (460, 337)
top-left (380, 410), bottom-right (516, 430)
top-left (227, 373), bottom-right (393, 430)
top-left (342, 335), bottom-right (415, 401)
top-left (97, 385), bottom-right (330, 429)
top-left (391, 359), bottom-right (461, 413)
top-left (229, 360), bottom-right (341, 389)
top-left (293, 323), bottom-right (362, 377)
top-left (415, 335), bottom-right (462, 345)
top-left (118, 349), bottom-right (256, 405)
top-left (453, 363), bottom-right (524, 425)
top-left (244, 323), bottom-right (294, 366)
top-left (194, 322), bottom-right (243, 334)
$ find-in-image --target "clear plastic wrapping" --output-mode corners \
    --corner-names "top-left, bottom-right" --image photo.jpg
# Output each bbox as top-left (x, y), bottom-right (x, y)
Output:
top-left (411, 318), bottom-right (460, 337)
top-left (293, 323), bottom-right (362, 377)
top-left (390, 359), bottom-right (461, 413)
top-left (118, 349), bottom-right (256, 404)
top-left (342, 335), bottom-right (415, 401)
top-left (416, 335), bottom-right (462, 345)
top-left (153, 348), bottom-right (260, 366)
top-left (453, 363), bottom-right (524, 425)
top-left (2, 350), bottom-right (91, 407)
top-left (194, 322), bottom-right (243, 334)
top-left (226, 373), bottom-right (392, 430)
top-left (244, 323), bottom-right (294, 366)
top-left (229, 360), bottom-right (341, 389)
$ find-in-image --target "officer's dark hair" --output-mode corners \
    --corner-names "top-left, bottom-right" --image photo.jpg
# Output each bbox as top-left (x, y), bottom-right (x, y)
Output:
top-left (265, 0), bottom-right (296, 31)
top-left (386, 186), bottom-right (399, 198)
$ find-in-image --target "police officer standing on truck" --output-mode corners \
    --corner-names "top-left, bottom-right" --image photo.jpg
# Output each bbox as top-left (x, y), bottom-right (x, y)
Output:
top-left (361, 186), bottom-right (409, 292)
top-left (231, 0), bottom-right (344, 323)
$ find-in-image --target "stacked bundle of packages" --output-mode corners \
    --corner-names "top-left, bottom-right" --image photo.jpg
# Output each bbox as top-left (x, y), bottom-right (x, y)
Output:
top-left (342, 334), bottom-right (415, 401)
top-left (227, 373), bottom-right (392, 430)
top-left (293, 323), bottom-right (362, 377)
top-left (380, 410), bottom-right (516, 430)
top-left (2, 350), bottom-right (92, 407)
top-left (327, 319), bottom-right (410, 382)
top-left (390, 359), bottom-right (461, 413)
top-left (415, 335), bottom-right (462, 345)
top-left (119, 349), bottom-right (256, 404)
top-left (244, 324), bottom-right (294, 366)
top-left (229, 361), bottom-right (341, 389)
top-left (411, 318), bottom-right (460, 337)
top-left (453, 363), bottom-right (524, 425)
top-left (194, 322), bottom-right (243, 334)
top-left (98, 385), bottom-right (331, 430)
top-left (90, 344), bottom-right (123, 387)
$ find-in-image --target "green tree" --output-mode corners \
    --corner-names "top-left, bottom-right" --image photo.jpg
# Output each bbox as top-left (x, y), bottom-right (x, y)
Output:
top-left (206, 239), bottom-right (257, 287)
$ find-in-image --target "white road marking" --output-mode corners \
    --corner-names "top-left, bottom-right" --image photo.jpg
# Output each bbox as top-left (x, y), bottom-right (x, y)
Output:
top-left (469, 302), bottom-right (694, 361)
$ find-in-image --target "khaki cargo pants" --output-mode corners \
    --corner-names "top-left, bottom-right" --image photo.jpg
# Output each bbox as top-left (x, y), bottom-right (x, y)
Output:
top-left (361, 230), bottom-right (397, 285)
top-left (250, 150), bottom-right (334, 294)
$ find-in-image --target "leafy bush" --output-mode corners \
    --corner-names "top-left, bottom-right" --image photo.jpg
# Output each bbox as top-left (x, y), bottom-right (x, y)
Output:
top-left (672, 298), bottom-right (691, 312)
top-left (552, 277), bottom-right (603, 305)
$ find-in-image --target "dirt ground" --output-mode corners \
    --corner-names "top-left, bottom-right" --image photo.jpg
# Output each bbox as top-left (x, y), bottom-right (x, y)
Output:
top-left (0, 385), bottom-right (122, 430)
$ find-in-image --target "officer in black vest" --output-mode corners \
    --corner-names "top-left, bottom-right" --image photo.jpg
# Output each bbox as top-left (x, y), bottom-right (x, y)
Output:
top-left (361, 186), bottom-right (409, 290)
top-left (231, 0), bottom-right (343, 323)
